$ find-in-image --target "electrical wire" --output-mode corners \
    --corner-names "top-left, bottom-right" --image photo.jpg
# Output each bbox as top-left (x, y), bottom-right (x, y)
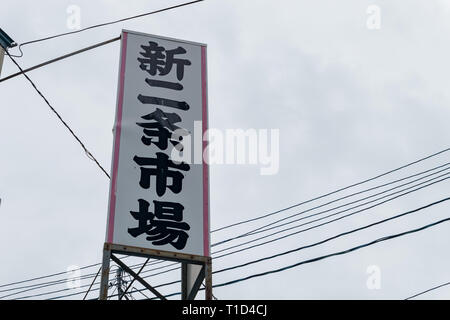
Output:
top-left (154, 213), bottom-right (450, 298)
top-left (83, 267), bottom-right (101, 300)
top-left (0, 257), bottom-right (162, 295)
top-left (212, 175), bottom-right (450, 257)
top-left (86, 164), bottom-right (450, 286)
top-left (0, 258), bottom-right (164, 299)
top-left (1, 147), bottom-right (448, 293)
top-left (212, 215), bottom-right (450, 289)
top-left (212, 147), bottom-right (450, 232)
top-left (0, 36), bottom-right (120, 83)
top-left (18, 185), bottom-right (450, 300)
top-left (12, 0), bottom-right (205, 56)
top-left (213, 196), bottom-right (450, 275)
top-left (0, 261), bottom-right (102, 289)
top-left (3, 171), bottom-right (449, 299)
top-left (128, 173), bottom-right (447, 280)
top-left (3, 167), bottom-right (447, 298)
top-left (0, 0), bottom-right (210, 296)
top-left (405, 281), bottom-right (450, 300)
top-left (119, 258), bottom-right (150, 300)
top-left (213, 163), bottom-right (450, 246)
top-left (107, 286), bottom-right (117, 300)
top-left (12, 264), bottom-right (181, 300)
top-left (0, 0), bottom-right (448, 300)
top-left (1, 47), bottom-right (110, 178)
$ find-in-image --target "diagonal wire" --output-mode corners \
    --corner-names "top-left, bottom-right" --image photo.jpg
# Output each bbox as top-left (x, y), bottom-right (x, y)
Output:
top-left (212, 215), bottom-right (450, 289)
top-left (6, 175), bottom-right (449, 300)
top-left (405, 281), bottom-right (450, 300)
top-left (1, 148), bottom-right (448, 293)
top-left (83, 267), bottom-right (101, 300)
top-left (212, 147), bottom-right (450, 232)
top-left (1, 46), bottom-right (110, 178)
top-left (155, 212), bottom-right (450, 298)
top-left (119, 258), bottom-right (150, 300)
top-left (213, 164), bottom-right (450, 246)
top-left (12, 0), bottom-right (206, 56)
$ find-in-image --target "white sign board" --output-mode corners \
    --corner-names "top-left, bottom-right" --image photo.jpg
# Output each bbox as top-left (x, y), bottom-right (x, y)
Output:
top-left (105, 30), bottom-right (210, 257)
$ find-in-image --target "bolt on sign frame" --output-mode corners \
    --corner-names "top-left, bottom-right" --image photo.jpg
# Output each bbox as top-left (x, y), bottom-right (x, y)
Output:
top-left (99, 30), bottom-right (211, 300)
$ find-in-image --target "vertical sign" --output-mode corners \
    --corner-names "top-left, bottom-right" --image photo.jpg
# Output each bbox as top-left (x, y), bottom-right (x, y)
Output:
top-left (106, 30), bottom-right (210, 257)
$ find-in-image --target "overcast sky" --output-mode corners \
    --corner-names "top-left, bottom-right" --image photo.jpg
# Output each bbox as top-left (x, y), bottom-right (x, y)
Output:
top-left (1, 0), bottom-right (450, 300)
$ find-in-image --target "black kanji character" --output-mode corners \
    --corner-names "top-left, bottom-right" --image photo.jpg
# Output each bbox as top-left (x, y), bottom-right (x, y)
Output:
top-left (136, 108), bottom-right (188, 151)
top-left (128, 199), bottom-right (190, 250)
top-left (137, 94), bottom-right (190, 111)
top-left (138, 41), bottom-right (191, 81)
top-left (134, 152), bottom-right (190, 196)
top-left (146, 78), bottom-right (183, 91)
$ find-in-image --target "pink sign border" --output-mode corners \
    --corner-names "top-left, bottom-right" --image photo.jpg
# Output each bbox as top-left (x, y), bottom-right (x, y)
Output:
top-left (106, 31), bottom-right (211, 257)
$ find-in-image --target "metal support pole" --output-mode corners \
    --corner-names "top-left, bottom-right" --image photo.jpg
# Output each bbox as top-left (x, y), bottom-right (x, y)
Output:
top-left (182, 263), bottom-right (205, 300)
top-left (0, 27), bottom-right (16, 77)
top-left (181, 262), bottom-right (188, 300)
top-left (0, 48), bottom-right (5, 77)
top-left (99, 244), bottom-right (112, 300)
top-left (187, 265), bottom-right (205, 300)
top-left (205, 258), bottom-right (213, 300)
top-left (116, 268), bottom-right (123, 300)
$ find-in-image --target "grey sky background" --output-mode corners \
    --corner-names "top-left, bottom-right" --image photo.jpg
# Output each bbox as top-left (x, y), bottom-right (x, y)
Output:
top-left (0, 0), bottom-right (449, 299)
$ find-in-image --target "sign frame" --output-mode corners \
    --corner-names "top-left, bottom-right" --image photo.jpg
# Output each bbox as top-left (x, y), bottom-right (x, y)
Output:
top-left (99, 29), bottom-right (211, 300)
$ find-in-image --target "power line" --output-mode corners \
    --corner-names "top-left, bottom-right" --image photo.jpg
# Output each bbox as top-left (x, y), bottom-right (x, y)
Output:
top-left (118, 174), bottom-right (450, 283)
top-left (1, 147), bottom-right (448, 291)
top-left (213, 163), bottom-right (450, 246)
top-left (119, 258), bottom-right (150, 300)
top-left (112, 175), bottom-right (449, 277)
top-left (0, 255), bottom-right (161, 295)
top-left (14, 181), bottom-right (449, 300)
top-left (12, 264), bottom-right (181, 300)
top-left (2, 168), bottom-right (449, 299)
top-left (0, 36), bottom-right (120, 83)
top-left (2, 148), bottom-right (449, 297)
top-left (11, 0), bottom-right (205, 57)
top-left (405, 281), bottom-right (450, 300)
top-left (47, 275), bottom-right (182, 301)
top-left (133, 287), bottom-right (150, 300)
top-left (211, 215), bottom-right (450, 290)
top-left (83, 267), bottom-right (101, 300)
top-left (0, 262), bottom-right (101, 289)
top-left (0, 257), bottom-right (155, 298)
top-left (212, 175), bottom-right (450, 258)
top-left (213, 177), bottom-right (449, 259)
top-left (237, 169), bottom-right (450, 238)
top-left (107, 286), bottom-right (117, 300)
top-left (0, 1), bottom-right (208, 296)
top-left (213, 196), bottom-right (450, 275)
top-left (0, 256), bottom-right (169, 299)
top-left (0, 0), bottom-right (448, 300)
top-left (238, 163), bottom-right (450, 237)
top-left (5, 177), bottom-right (449, 300)
top-left (126, 174), bottom-right (450, 280)
top-left (1, 47), bottom-right (110, 178)
top-left (6, 163), bottom-right (447, 296)
top-left (0, 1), bottom-right (209, 181)
top-left (212, 147), bottom-right (450, 233)
top-left (136, 210), bottom-right (450, 299)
